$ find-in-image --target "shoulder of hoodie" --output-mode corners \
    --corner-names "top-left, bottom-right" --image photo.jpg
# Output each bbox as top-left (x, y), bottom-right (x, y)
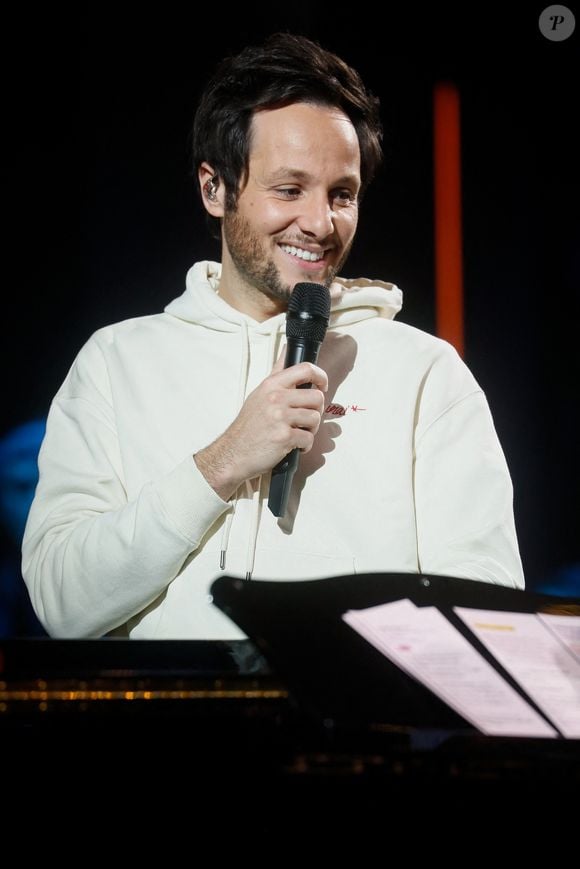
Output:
top-left (336, 300), bottom-right (466, 367)
top-left (97, 311), bottom-right (176, 341)
top-left (53, 314), bottom-right (173, 398)
top-left (77, 312), bottom-right (180, 356)
top-left (57, 314), bottom-right (176, 393)
top-left (355, 316), bottom-right (479, 389)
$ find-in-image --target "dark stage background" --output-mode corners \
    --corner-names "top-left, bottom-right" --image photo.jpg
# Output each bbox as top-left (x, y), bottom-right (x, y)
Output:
top-left (2, 5), bottom-right (578, 605)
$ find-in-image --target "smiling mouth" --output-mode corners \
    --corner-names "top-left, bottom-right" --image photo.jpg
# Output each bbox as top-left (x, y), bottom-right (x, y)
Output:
top-left (278, 243), bottom-right (326, 263)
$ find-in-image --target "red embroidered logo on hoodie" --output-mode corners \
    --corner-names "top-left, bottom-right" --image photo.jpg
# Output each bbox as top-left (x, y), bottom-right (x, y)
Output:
top-left (324, 403), bottom-right (367, 417)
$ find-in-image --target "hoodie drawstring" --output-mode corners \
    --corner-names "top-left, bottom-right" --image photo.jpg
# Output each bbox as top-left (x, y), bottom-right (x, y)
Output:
top-left (244, 479), bottom-right (260, 580)
top-left (243, 326), bottom-right (281, 580)
top-left (219, 320), bottom-right (250, 572)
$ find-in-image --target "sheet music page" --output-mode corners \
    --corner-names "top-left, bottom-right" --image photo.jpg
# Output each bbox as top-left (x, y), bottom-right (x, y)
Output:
top-left (343, 599), bottom-right (556, 738)
top-left (538, 613), bottom-right (580, 663)
top-left (455, 608), bottom-right (580, 739)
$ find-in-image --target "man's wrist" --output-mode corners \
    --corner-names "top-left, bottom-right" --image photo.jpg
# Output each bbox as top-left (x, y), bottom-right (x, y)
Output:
top-left (194, 443), bottom-right (240, 502)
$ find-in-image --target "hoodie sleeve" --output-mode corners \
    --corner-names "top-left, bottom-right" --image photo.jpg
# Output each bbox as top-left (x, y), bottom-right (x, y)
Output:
top-left (413, 345), bottom-right (525, 589)
top-left (21, 335), bottom-right (230, 638)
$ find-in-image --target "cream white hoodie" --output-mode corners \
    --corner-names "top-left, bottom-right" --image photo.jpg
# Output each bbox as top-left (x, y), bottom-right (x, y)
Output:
top-left (22, 261), bottom-right (524, 639)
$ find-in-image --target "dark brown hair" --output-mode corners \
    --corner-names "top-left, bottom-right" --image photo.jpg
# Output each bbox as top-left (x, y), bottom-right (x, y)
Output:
top-left (192, 33), bottom-right (383, 237)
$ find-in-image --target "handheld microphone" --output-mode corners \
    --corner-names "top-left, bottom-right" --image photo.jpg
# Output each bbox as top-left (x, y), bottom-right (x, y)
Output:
top-left (268, 282), bottom-right (331, 517)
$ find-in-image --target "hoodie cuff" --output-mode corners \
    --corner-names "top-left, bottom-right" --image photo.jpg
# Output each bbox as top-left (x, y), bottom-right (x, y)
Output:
top-left (155, 455), bottom-right (230, 545)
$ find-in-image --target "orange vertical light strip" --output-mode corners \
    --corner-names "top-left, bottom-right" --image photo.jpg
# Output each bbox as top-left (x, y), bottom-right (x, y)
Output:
top-left (433, 82), bottom-right (465, 357)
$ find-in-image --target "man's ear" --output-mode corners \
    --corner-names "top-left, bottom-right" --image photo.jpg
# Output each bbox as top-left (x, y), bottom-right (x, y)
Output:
top-left (198, 163), bottom-right (225, 217)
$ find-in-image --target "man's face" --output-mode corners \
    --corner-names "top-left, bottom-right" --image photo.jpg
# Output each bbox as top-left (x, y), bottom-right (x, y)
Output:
top-left (219, 102), bottom-right (361, 318)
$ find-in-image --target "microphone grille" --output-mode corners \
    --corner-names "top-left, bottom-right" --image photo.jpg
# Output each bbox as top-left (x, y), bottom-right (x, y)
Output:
top-left (286, 314), bottom-right (327, 342)
top-left (287, 282), bottom-right (331, 320)
top-left (286, 283), bottom-right (330, 343)
top-left (286, 282), bottom-right (331, 342)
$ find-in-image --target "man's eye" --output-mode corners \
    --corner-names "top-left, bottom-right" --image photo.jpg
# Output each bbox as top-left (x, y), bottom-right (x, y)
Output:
top-left (277, 187), bottom-right (301, 198)
top-left (333, 190), bottom-right (356, 204)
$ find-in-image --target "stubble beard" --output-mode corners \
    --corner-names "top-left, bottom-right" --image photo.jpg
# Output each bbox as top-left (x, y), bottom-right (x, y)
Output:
top-left (223, 208), bottom-right (352, 307)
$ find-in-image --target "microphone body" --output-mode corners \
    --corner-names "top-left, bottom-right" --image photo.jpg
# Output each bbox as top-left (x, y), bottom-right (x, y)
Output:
top-left (268, 283), bottom-right (330, 517)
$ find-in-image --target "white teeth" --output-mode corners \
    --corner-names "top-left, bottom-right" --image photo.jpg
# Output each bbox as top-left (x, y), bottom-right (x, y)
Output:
top-left (280, 244), bottom-right (324, 262)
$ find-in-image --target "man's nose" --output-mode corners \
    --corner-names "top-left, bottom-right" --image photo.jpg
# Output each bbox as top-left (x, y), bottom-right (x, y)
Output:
top-left (296, 192), bottom-right (334, 238)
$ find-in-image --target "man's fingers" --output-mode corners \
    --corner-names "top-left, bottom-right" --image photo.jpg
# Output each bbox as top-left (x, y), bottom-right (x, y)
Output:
top-left (274, 362), bottom-right (328, 392)
top-left (286, 389), bottom-right (326, 413)
top-left (288, 408), bottom-right (324, 432)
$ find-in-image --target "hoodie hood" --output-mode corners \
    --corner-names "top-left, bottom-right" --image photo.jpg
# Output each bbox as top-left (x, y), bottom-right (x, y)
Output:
top-left (164, 261), bottom-right (403, 332)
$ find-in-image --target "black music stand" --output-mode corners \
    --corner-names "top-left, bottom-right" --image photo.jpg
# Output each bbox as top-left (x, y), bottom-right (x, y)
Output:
top-left (211, 571), bottom-right (579, 732)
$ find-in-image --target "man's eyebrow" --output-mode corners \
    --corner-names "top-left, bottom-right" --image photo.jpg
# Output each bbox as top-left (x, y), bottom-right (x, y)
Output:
top-left (263, 168), bottom-right (312, 183)
top-left (263, 167), bottom-right (360, 187)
